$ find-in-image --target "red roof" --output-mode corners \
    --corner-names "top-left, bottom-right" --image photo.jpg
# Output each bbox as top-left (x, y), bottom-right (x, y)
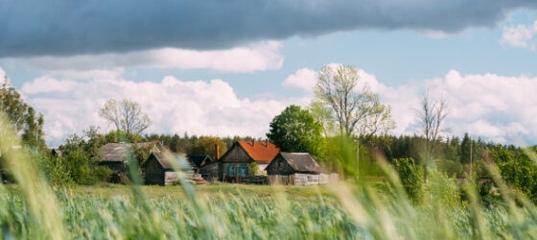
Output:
top-left (238, 140), bottom-right (280, 164)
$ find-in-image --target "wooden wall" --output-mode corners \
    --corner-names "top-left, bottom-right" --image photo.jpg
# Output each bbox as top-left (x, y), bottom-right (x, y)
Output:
top-left (220, 144), bottom-right (251, 163)
top-left (143, 155), bottom-right (165, 185)
top-left (266, 155), bottom-right (295, 175)
top-left (200, 162), bottom-right (220, 181)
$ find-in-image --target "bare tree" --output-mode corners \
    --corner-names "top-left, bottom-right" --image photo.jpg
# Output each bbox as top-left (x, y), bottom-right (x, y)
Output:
top-left (314, 64), bottom-right (395, 137)
top-left (418, 91), bottom-right (447, 181)
top-left (99, 99), bottom-right (151, 134)
top-left (419, 92), bottom-right (447, 143)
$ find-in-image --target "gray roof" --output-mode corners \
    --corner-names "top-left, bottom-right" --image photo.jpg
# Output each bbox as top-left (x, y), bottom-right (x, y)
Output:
top-left (99, 143), bottom-right (133, 162)
top-left (279, 152), bottom-right (322, 174)
top-left (149, 151), bottom-right (188, 170)
top-left (98, 141), bottom-right (160, 162)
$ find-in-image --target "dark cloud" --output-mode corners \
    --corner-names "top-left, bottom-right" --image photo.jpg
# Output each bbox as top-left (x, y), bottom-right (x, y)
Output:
top-left (0, 0), bottom-right (536, 57)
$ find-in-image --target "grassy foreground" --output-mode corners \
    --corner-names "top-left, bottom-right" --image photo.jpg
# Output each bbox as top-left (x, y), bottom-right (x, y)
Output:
top-left (0, 179), bottom-right (534, 240)
top-left (3, 115), bottom-right (537, 239)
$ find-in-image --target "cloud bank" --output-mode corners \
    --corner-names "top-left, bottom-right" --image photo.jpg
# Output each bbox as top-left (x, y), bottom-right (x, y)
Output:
top-left (1, 0), bottom-right (536, 57)
top-left (0, 41), bottom-right (283, 73)
top-left (21, 70), bottom-right (295, 146)
top-left (10, 66), bottom-right (537, 146)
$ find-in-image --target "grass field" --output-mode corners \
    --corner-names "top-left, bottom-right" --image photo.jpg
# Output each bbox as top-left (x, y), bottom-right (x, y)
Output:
top-left (0, 179), bottom-right (531, 240)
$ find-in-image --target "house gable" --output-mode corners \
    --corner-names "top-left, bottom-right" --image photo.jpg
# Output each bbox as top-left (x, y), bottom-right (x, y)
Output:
top-left (266, 154), bottom-right (295, 175)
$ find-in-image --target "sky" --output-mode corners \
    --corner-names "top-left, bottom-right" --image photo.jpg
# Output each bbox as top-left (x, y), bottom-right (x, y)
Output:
top-left (1, 1), bottom-right (537, 146)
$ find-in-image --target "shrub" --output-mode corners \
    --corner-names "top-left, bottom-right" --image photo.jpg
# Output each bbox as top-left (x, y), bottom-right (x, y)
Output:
top-left (393, 157), bottom-right (424, 203)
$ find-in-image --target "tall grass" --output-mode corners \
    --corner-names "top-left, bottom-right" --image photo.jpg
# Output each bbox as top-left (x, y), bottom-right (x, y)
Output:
top-left (3, 114), bottom-right (537, 239)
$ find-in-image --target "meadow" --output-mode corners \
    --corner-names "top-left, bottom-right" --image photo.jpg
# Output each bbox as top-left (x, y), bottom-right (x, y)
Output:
top-left (1, 175), bottom-right (536, 240)
top-left (2, 114), bottom-right (537, 239)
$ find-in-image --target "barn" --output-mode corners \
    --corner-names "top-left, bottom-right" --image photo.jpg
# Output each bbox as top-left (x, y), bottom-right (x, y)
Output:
top-left (266, 152), bottom-right (325, 185)
top-left (220, 140), bottom-right (280, 182)
top-left (142, 150), bottom-right (187, 185)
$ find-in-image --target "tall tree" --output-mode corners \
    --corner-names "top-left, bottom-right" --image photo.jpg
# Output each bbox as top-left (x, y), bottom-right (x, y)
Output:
top-left (99, 99), bottom-right (151, 134)
top-left (419, 92), bottom-right (447, 143)
top-left (418, 91), bottom-right (447, 181)
top-left (0, 78), bottom-right (46, 149)
top-left (267, 105), bottom-right (323, 155)
top-left (314, 64), bottom-right (395, 137)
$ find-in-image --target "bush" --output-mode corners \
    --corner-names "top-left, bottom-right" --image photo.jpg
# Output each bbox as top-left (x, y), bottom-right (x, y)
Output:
top-left (393, 158), bottom-right (424, 203)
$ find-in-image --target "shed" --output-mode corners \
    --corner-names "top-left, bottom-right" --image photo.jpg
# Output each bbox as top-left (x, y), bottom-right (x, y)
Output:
top-left (266, 152), bottom-right (325, 185)
top-left (219, 140), bottom-right (279, 182)
top-left (142, 151), bottom-right (187, 185)
top-left (98, 141), bottom-right (159, 183)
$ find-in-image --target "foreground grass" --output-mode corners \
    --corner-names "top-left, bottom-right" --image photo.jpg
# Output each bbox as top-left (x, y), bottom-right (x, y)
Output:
top-left (0, 180), bottom-right (533, 239)
top-left (3, 116), bottom-right (537, 239)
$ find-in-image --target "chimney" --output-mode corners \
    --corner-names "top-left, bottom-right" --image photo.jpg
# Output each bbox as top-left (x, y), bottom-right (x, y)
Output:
top-left (214, 144), bottom-right (220, 160)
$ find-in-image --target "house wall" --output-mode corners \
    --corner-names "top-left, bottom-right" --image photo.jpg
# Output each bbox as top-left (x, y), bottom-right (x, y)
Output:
top-left (98, 161), bottom-right (128, 183)
top-left (221, 143), bottom-right (253, 181)
top-left (220, 144), bottom-right (251, 163)
top-left (200, 162), bottom-right (220, 181)
top-left (143, 155), bottom-right (165, 185)
top-left (266, 155), bottom-right (295, 175)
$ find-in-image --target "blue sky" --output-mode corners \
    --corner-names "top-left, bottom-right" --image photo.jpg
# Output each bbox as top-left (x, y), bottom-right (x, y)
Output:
top-left (1, 2), bottom-right (537, 146)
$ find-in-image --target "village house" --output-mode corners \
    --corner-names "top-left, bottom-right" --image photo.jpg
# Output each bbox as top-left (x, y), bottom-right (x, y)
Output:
top-left (219, 140), bottom-right (279, 182)
top-left (266, 152), bottom-right (327, 185)
top-left (98, 141), bottom-right (159, 183)
top-left (142, 150), bottom-right (188, 185)
top-left (187, 154), bottom-right (213, 174)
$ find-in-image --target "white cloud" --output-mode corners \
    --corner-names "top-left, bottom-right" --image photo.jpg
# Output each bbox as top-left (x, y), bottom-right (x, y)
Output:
top-left (13, 65), bottom-right (537, 146)
top-left (501, 21), bottom-right (537, 50)
top-left (21, 70), bottom-right (292, 146)
top-left (282, 68), bottom-right (318, 91)
top-left (1, 41), bottom-right (283, 73)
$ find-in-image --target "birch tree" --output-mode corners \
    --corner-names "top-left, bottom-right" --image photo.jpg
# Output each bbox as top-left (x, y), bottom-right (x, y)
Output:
top-left (314, 64), bottom-right (395, 137)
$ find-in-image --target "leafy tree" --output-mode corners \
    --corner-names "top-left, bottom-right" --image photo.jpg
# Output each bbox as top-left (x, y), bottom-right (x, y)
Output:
top-left (99, 99), bottom-right (151, 134)
top-left (0, 81), bottom-right (46, 149)
top-left (42, 129), bottom-right (111, 185)
top-left (104, 130), bottom-right (143, 143)
top-left (187, 136), bottom-right (227, 160)
top-left (267, 105), bottom-right (323, 156)
top-left (314, 64), bottom-right (395, 137)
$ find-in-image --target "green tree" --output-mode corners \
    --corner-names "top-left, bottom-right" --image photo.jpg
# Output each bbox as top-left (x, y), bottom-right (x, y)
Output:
top-left (0, 81), bottom-right (46, 149)
top-left (460, 133), bottom-right (472, 164)
top-left (187, 136), bottom-right (227, 160)
top-left (42, 129), bottom-right (111, 185)
top-left (267, 105), bottom-right (323, 156)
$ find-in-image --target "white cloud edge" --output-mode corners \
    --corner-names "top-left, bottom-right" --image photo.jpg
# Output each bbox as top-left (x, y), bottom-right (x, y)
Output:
top-left (0, 41), bottom-right (283, 73)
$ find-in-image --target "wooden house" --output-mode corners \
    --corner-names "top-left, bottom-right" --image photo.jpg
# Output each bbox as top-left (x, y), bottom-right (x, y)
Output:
top-left (219, 140), bottom-right (279, 182)
top-left (98, 141), bottom-right (159, 183)
top-left (199, 161), bottom-right (220, 181)
top-left (266, 152), bottom-right (325, 185)
top-left (187, 154), bottom-right (213, 173)
top-left (142, 150), bottom-right (187, 185)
